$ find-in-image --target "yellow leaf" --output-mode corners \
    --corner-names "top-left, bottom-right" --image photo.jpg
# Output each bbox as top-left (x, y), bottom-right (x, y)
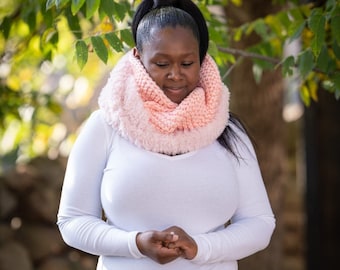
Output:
top-left (231, 0), bottom-right (242, 7)
top-left (264, 15), bottom-right (274, 25)
top-left (308, 79), bottom-right (318, 101)
top-left (100, 21), bottom-right (114, 33)
top-left (233, 27), bottom-right (243, 42)
top-left (270, 38), bottom-right (282, 53)
top-left (7, 75), bottom-right (21, 91)
top-left (300, 84), bottom-right (311, 106)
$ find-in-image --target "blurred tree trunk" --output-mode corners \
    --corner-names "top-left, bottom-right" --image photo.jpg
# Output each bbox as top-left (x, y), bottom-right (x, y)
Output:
top-left (304, 89), bottom-right (340, 270)
top-left (224, 2), bottom-right (288, 270)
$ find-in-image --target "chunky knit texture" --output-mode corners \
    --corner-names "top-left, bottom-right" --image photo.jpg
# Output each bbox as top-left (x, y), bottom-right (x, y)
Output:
top-left (98, 50), bottom-right (230, 155)
top-left (131, 54), bottom-right (222, 134)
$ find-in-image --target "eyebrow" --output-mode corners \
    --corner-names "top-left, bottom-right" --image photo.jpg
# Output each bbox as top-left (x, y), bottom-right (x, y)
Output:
top-left (152, 52), bottom-right (197, 58)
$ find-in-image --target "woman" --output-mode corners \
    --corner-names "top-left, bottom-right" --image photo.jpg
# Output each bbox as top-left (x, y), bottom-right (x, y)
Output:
top-left (57, 0), bottom-right (276, 269)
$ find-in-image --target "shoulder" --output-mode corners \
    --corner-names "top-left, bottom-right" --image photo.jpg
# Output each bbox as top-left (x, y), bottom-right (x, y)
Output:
top-left (79, 110), bottom-right (118, 151)
top-left (86, 109), bottom-right (107, 125)
top-left (84, 110), bottom-right (114, 133)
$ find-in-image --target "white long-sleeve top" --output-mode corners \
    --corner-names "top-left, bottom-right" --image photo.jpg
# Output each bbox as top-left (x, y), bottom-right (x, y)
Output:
top-left (57, 110), bottom-right (275, 270)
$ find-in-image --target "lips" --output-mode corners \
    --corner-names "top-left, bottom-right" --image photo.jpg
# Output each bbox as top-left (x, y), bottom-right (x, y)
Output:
top-left (163, 86), bottom-right (189, 104)
top-left (164, 86), bottom-right (185, 92)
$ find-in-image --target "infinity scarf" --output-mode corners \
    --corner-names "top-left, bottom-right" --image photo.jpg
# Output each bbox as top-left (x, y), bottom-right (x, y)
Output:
top-left (98, 50), bottom-right (230, 155)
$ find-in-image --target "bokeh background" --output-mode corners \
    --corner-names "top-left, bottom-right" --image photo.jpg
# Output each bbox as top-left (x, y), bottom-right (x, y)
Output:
top-left (1, 1), bottom-right (339, 270)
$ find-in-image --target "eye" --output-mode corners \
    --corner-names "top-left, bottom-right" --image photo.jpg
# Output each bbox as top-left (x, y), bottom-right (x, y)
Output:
top-left (155, 62), bottom-right (169, 67)
top-left (182, 62), bottom-right (194, 67)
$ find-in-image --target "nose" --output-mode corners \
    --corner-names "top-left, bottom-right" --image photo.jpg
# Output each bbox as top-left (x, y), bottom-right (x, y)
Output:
top-left (167, 65), bottom-right (182, 80)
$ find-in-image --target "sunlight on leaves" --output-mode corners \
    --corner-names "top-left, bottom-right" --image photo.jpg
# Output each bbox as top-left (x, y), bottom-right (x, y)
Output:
top-left (75, 40), bottom-right (88, 69)
top-left (91, 36), bottom-right (108, 63)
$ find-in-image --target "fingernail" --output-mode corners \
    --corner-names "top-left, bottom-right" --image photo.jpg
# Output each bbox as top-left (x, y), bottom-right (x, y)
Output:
top-left (171, 233), bottom-right (179, 241)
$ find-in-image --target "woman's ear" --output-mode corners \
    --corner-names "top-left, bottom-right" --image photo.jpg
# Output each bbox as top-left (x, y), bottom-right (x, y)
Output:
top-left (133, 47), bottom-right (140, 59)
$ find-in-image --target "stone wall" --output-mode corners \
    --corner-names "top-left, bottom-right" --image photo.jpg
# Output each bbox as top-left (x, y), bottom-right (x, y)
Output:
top-left (0, 157), bottom-right (97, 270)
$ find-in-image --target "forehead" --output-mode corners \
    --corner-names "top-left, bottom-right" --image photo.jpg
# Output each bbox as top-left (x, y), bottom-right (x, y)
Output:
top-left (144, 26), bottom-right (199, 53)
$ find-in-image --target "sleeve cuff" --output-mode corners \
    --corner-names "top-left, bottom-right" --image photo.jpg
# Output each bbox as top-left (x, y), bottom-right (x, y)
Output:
top-left (127, 231), bottom-right (146, 259)
top-left (190, 235), bottom-right (212, 264)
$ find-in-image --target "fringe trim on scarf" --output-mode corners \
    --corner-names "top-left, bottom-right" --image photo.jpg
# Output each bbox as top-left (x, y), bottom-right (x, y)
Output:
top-left (98, 50), bottom-right (230, 155)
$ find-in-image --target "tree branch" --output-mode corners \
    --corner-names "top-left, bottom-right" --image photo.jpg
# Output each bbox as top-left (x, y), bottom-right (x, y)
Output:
top-left (218, 46), bottom-right (340, 76)
top-left (217, 46), bottom-right (280, 65)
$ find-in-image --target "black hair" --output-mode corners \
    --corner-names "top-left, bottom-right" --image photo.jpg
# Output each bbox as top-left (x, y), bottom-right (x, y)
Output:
top-left (135, 8), bottom-right (200, 54)
top-left (217, 113), bottom-right (253, 160)
top-left (131, 0), bottom-right (209, 64)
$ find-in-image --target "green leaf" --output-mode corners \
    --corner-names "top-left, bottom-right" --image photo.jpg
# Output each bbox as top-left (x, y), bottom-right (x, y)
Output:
top-left (316, 45), bottom-right (330, 73)
top-left (288, 6), bottom-right (304, 22)
top-left (58, 0), bottom-right (72, 9)
top-left (333, 40), bottom-right (340, 59)
top-left (197, 3), bottom-right (212, 20)
top-left (308, 8), bottom-right (326, 57)
top-left (113, 2), bottom-right (127, 21)
top-left (100, 0), bottom-right (115, 19)
top-left (86, 0), bottom-right (100, 19)
top-left (250, 42), bottom-right (275, 70)
top-left (277, 10), bottom-right (291, 30)
top-left (105, 32), bottom-right (123, 52)
top-left (222, 53), bottom-right (236, 64)
top-left (47, 0), bottom-right (70, 9)
top-left (44, 50), bottom-right (53, 61)
top-left (282, 56), bottom-right (295, 77)
top-left (333, 74), bottom-right (340, 100)
top-left (321, 80), bottom-right (334, 92)
top-left (91, 36), bottom-right (108, 63)
top-left (331, 6), bottom-right (340, 45)
top-left (209, 27), bottom-right (224, 44)
top-left (120, 29), bottom-right (134, 47)
top-left (41, 28), bottom-right (58, 47)
top-left (297, 49), bottom-right (314, 77)
top-left (208, 40), bottom-right (218, 57)
top-left (253, 19), bottom-right (268, 39)
top-left (253, 58), bottom-right (275, 70)
top-left (46, 0), bottom-right (56, 10)
top-left (65, 7), bottom-right (82, 39)
top-left (265, 15), bottom-right (282, 37)
top-left (71, 0), bottom-right (86, 15)
top-left (288, 21), bottom-right (305, 42)
top-left (1, 16), bottom-right (11, 39)
top-left (41, 7), bottom-right (54, 28)
top-left (47, 98), bottom-right (63, 114)
top-left (75, 40), bottom-right (88, 69)
top-left (23, 11), bottom-right (36, 32)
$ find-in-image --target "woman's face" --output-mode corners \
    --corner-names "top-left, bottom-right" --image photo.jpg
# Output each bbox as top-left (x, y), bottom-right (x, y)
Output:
top-left (134, 26), bottom-right (201, 104)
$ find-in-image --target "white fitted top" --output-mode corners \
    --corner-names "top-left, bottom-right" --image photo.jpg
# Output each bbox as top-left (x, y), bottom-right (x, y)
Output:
top-left (57, 110), bottom-right (275, 270)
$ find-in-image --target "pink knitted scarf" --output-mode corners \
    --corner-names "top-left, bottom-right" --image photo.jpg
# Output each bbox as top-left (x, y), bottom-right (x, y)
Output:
top-left (98, 51), bottom-right (230, 155)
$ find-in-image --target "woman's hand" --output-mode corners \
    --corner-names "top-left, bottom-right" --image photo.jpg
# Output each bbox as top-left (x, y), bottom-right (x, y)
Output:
top-left (136, 230), bottom-right (182, 264)
top-left (163, 226), bottom-right (198, 260)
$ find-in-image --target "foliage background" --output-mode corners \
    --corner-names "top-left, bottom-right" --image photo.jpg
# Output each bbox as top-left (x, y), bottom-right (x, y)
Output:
top-left (0, 0), bottom-right (339, 169)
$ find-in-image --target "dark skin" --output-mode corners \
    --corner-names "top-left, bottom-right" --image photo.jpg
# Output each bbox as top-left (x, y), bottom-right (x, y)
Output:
top-left (134, 26), bottom-right (201, 104)
top-left (134, 26), bottom-right (200, 264)
top-left (136, 226), bottom-right (198, 264)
